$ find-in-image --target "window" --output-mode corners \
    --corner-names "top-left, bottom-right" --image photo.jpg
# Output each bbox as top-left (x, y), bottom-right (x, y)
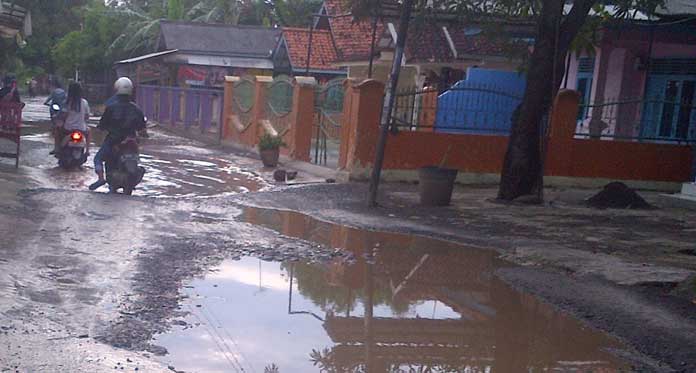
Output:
top-left (576, 57), bottom-right (595, 121)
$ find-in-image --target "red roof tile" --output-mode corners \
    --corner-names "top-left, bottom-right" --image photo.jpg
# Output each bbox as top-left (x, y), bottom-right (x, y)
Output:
top-left (403, 24), bottom-right (455, 63)
top-left (324, 0), bottom-right (386, 62)
top-left (322, 0), bottom-right (530, 64)
top-left (446, 25), bottom-right (510, 58)
top-left (282, 27), bottom-right (340, 71)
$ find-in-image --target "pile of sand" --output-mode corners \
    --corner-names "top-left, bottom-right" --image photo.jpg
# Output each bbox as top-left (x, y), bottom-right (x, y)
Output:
top-left (586, 182), bottom-right (652, 209)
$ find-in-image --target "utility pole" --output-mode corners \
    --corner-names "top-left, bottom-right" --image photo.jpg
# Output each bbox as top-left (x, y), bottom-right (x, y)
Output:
top-left (305, 15), bottom-right (315, 75)
top-left (367, 0), bottom-right (415, 207)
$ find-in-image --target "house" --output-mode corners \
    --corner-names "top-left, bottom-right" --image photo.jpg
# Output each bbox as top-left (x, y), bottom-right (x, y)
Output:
top-left (115, 21), bottom-right (281, 88)
top-left (272, 27), bottom-right (345, 83)
top-left (566, 15), bottom-right (696, 142)
top-left (0, 1), bottom-right (31, 40)
top-left (316, 0), bottom-right (534, 91)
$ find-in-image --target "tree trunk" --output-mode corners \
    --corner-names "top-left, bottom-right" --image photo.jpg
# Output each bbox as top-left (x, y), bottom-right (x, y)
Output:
top-left (497, 0), bottom-right (594, 202)
top-left (563, 53), bottom-right (572, 89)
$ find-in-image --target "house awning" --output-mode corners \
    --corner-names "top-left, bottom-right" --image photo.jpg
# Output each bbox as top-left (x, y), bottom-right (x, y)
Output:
top-left (164, 52), bottom-right (274, 70)
top-left (114, 49), bottom-right (179, 65)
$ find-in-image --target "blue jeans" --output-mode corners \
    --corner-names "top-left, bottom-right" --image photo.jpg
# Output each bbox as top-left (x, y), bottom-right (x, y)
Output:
top-left (94, 138), bottom-right (114, 174)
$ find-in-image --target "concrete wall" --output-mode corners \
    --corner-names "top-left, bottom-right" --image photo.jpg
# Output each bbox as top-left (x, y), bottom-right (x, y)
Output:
top-left (339, 79), bottom-right (693, 189)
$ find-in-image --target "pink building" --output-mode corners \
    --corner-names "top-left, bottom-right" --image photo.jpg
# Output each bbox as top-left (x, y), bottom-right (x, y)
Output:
top-left (565, 21), bottom-right (696, 142)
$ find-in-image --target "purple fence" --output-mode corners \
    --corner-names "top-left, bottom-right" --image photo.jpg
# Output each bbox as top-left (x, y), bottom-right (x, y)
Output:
top-left (137, 85), bottom-right (224, 134)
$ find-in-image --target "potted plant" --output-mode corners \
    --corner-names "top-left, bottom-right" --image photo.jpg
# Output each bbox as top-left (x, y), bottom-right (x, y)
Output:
top-left (258, 133), bottom-right (285, 168)
top-left (418, 145), bottom-right (458, 206)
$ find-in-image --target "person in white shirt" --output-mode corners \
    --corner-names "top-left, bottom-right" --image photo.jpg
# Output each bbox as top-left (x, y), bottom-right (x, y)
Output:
top-left (53, 82), bottom-right (91, 154)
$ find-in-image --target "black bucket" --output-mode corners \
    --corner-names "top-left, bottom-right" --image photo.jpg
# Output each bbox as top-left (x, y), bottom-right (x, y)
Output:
top-left (418, 166), bottom-right (458, 206)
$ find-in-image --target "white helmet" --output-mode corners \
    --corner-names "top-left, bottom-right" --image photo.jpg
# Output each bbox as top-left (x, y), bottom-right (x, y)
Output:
top-left (114, 77), bottom-right (134, 95)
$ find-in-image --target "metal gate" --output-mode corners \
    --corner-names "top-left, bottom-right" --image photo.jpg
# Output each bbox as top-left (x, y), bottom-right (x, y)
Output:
top-left (392, 81), bottom-right (523, 134)
top-left (313, 79), bottom-right (344, 167)
top-left (265, 76), bottom-right (294, 136)
top-left (576, 96), bottom-right (696, 143)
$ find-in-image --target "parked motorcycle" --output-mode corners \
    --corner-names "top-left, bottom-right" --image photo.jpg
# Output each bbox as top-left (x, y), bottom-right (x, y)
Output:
top-left (105, 135), bottom-right (146, 195)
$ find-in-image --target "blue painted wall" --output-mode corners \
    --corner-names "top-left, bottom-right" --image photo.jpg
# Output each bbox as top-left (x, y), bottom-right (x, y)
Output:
top-left (435, 68), bottom-right (526, 134)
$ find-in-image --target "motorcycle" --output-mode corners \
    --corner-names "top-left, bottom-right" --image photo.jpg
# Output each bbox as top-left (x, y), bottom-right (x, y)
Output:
top-left (57, 128), bottom-right (88, 169)
top-left (105, 133), bottom-right (146, 195)
top-left (48, 102), bottom-right (88, 169)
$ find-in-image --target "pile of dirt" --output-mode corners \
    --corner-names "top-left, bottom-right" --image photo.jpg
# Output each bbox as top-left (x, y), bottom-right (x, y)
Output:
top-left (586, 182), bottom-right (652, 209)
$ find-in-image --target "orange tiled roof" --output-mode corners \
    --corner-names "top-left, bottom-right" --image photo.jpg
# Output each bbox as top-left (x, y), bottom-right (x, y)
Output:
top-left (324, 0), bottom-right (386, 62)
top-left (282, 27), bottom-right (340, 71)
top-left (322, 0), bottom-right (531, 64)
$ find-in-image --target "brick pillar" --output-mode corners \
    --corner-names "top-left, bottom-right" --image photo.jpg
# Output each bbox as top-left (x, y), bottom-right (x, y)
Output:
top-left (289, 76), bottom-right (316, 162)
top-left (338, 79), bottom-right (386, 172)
top-left (221, 76), bottom-right (237, 141)
top-left (546, 89), bottom-right (580, 177)
top-left (249, 76), bottom-right (273, 147)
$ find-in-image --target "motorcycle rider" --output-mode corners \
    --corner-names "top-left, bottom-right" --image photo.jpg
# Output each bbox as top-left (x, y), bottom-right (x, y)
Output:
top-left (0, 75), bottom-right (21, 103)
top-left (45, 79), bottom-right (67, 121)
top-left (54, 82), bottom-right (91, 155)
top-left (46, 80), bottom-right (68, 155)
top-left (89, 77), bottom-right (146, 191)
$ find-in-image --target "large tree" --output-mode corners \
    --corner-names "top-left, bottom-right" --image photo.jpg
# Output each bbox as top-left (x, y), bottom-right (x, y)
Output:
top-left (12, 0), bottom-right (87, 73)
top-left (53, 1), bottom-right (126, 80)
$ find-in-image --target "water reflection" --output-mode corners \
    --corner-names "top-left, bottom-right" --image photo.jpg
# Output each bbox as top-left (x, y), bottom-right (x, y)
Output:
top-left (244, 208), bottom-right (629, 373)
top-left (155, 209), bottom-right (629, 372)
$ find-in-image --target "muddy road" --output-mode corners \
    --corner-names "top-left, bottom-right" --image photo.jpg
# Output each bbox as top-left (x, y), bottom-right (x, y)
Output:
top-left (0, 107), bottom-right (690, 372)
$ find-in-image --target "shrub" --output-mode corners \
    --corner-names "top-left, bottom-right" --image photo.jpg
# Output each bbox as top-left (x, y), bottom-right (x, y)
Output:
top-left (258, 133), bottom-right (285, 151)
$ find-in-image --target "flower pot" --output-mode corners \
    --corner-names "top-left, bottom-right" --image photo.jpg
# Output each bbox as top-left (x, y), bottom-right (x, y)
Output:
top-left (418, 166), bottom-right (458, 206)
top-left (260, 148), bottom-right (280, 168)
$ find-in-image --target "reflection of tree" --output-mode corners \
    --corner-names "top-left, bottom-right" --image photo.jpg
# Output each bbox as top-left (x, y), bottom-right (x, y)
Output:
top-left (310, 347), bottom-right (487, 373)
top-left (283, 262), bottom-right (411, 315)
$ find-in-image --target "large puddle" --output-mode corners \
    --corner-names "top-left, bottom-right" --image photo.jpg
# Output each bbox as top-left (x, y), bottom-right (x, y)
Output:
top-left (152, 208), bottom-right (631, 372)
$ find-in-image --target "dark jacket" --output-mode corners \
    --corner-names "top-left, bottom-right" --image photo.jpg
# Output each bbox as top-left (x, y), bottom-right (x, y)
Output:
top-left (0, 87), bottom-right (20, 103)
top-left (98, 95), bottom-right (146, 143)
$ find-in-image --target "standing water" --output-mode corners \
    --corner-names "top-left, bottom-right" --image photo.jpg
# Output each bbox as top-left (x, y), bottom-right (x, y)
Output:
top-left (152, 208), bottom-right (632, 372)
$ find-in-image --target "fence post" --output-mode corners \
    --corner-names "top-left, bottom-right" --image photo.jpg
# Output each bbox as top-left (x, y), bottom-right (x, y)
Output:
top-left (252, 76), bottom-right (273, 146)
top-left (546, 89), bottom-right (580, 177)
top-left (419, 88), bottom-right (437, 132)
top-left (338, 79), bottom-right (386, 173)
top-left (222, 76), bottom-right (237, 141)
top-left (290, 76), bottom-right (316, 162)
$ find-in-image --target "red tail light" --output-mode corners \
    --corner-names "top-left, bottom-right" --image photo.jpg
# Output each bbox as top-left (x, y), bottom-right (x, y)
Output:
top-left (70, 132), bottom-right (83, 142)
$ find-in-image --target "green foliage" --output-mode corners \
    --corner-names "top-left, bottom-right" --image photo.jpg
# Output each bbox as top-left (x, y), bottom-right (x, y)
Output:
top-left (258, 133), bottom-right (286, 151)
top-left (238, 0), bottom-right (274, 26)
top-left (13, 0), bottom-right (87, 73)
top-left (0, 38), bottom-right (20, 73)
top-left (167, 0), bottom-right (185, 20)
top-left (53, 1), bottom-right (127, 78)
top-left (53, 31), bottom-right (88, 76)
top-left (187, 0), bottom-right (241, 24)
top-left (5, 0), bottom-right (325, 77)
top-left (273, 0), bottom-right (322, 27)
